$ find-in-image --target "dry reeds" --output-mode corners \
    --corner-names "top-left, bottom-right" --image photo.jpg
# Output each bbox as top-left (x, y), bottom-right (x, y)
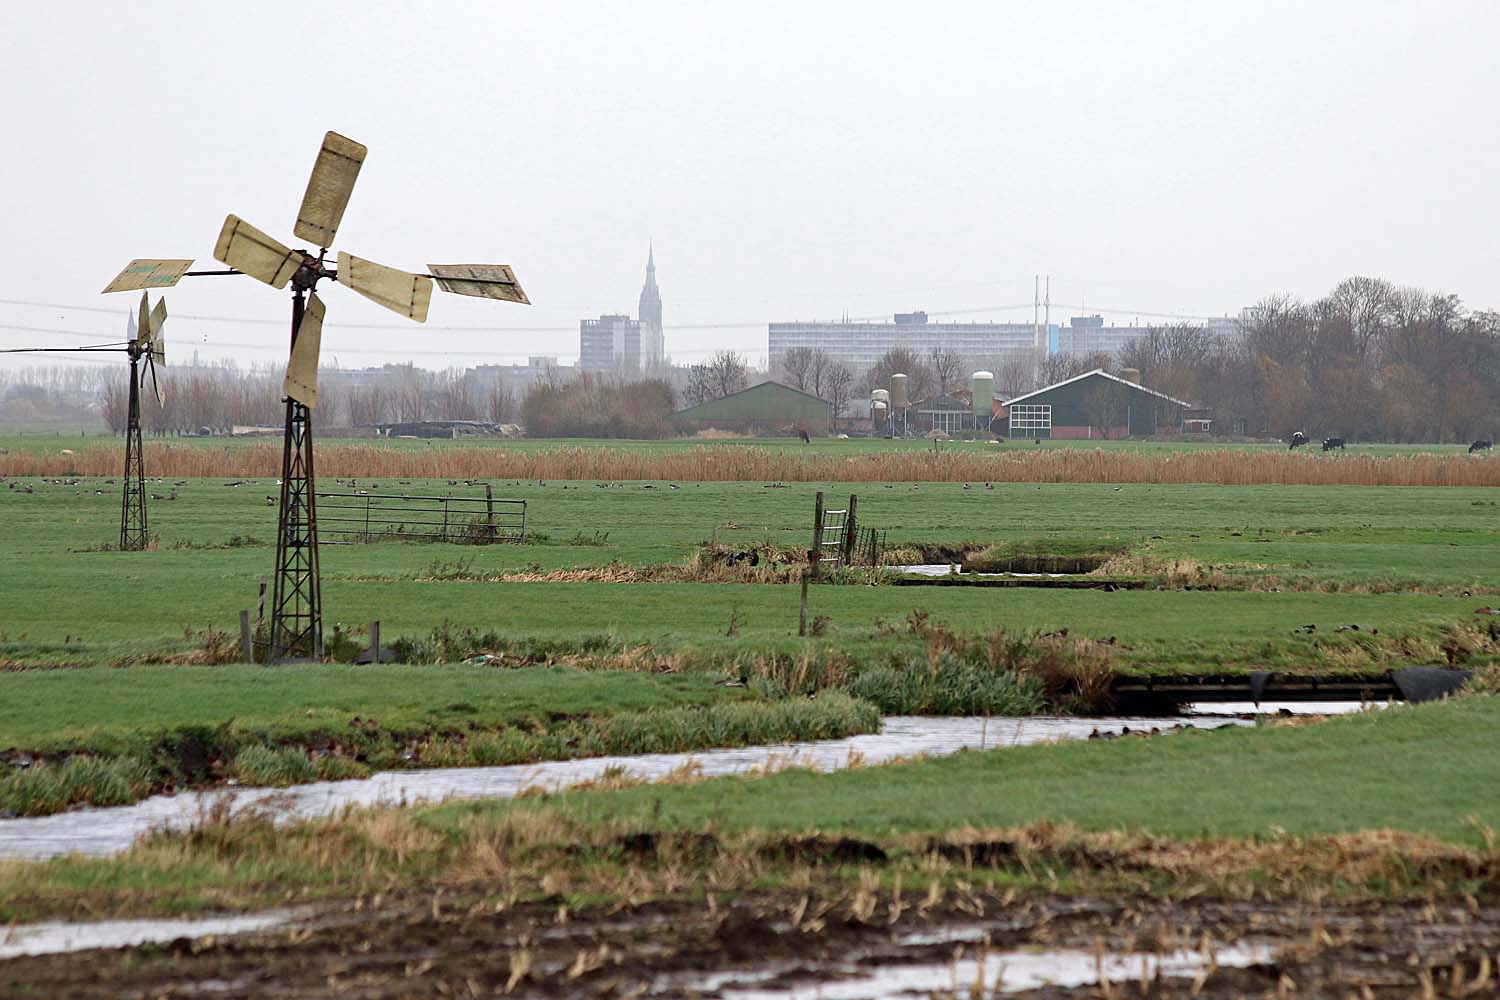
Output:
top-left (7, 443), bottom-right (1500, 486)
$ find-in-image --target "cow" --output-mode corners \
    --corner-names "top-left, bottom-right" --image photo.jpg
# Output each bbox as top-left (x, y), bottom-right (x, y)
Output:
top-left (1471, 440), bottom-right (1493, 454)
top-left (1288, 431), bottom-right (1308, 450)
top-left (1322, 437), bottom-right (1346, 452)
top-left (796, 427), bottom-right (811, 444)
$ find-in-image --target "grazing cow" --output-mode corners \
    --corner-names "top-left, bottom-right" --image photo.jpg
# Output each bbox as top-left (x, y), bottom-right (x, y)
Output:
top-left (796, 427), bottom-right (811, 444)
top-left (1322, 437), bottom-right (1346, 452)
top-left (1288, 431), bottom-right (1308, 450)
top-left (1470, 440), bottom-right (1493, 454)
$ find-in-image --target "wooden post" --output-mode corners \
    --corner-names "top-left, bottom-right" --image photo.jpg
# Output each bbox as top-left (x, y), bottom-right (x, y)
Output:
top-left (841, 493), bottom-right (859, 566)
top-left (370, 620), bottom-right (381, 664)
top-left (811, 491), bottom-right (825, 580)
top-left (799, 570), bottom-right (809, 636)
top-left (485, 483), bottom-right (495, 541)
top-left (239, 610), bottom-right (254, 664)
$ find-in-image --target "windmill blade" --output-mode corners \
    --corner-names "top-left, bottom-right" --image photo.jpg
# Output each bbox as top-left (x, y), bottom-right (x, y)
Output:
top-left (147, 297), bottom-right (167, 341)
top-left (102, 259), bottom-right (194, 294)
top-left (283, 292), bottom-right (326, 407)
top-left (144, 295), bottom-right (166, 365)
top-left (214, 215), bottom-right (303, 289)
top-left (125, 300), bottom-right (139, 345)
top-left (428, 264), bottom-right (530, 305)
top-left (336, 252), bottom-right (432, 322)
top-left (147, 357), bottom-right (165, 408)
top-left (137, 292), bottom-right (151, 347)
top-left (294, 131), bottom-right (367, 248)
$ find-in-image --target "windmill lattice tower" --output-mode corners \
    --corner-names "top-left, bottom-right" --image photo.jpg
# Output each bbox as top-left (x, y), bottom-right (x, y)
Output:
top-left (102, 131), bottom-right (528, 659)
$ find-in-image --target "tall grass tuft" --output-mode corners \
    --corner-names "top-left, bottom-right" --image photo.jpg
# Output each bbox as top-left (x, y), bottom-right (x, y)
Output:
top-left (0, 756), bottom-right (152, 816)
top-left (229, 745), bottom-right (316, 787)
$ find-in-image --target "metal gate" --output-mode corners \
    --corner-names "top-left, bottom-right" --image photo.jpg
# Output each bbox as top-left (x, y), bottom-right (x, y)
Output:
top-left (315, 490), bottom-right (526, 544)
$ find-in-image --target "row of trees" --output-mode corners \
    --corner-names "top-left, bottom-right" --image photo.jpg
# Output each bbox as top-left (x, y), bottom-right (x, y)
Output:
top-left (1086, 278), bottom-right (1500, 442)
top-left (90, 364), bottom-right (523, 436)
top-left (521, 375), bottom-right (679, 438)
top-left (760, 277), bottom-right (1500, 442)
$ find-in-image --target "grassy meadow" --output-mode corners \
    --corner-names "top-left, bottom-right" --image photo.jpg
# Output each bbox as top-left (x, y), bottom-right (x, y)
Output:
top-left (1, 467), bottom-right (1496, 671)
top-left (3, 434), bottom-right (1498, 812)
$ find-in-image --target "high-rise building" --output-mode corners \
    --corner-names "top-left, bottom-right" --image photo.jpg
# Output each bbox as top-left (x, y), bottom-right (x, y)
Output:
top-left (579, 314), bottom-right (643, 373)
top-left (637, 244), bottom-right (664, 369)
top-left (768, 311), bottom-right (1044, 378)
top-left (1057, 314), bottom-right (1242, 358)
top-left (578, 246), bottom-right (665, 374)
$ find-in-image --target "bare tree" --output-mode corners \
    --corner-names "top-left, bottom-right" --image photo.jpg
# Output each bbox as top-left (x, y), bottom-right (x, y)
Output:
top-left (779, 347), bottom-right (816, 391)
top-left (1080, 381), bottom-right (1129, 439)
top-left (928, 347), bottom-right (967, 395)
top-left (685, 350), bottom-right (750, 405)
top-left (823, 362), bottom-right (854, 427)
top-left (487, 381), bottom-right (516, 423)
top-left (861, 347), bottom-right (935, 401)
top-left (1038, 351), bottom-right (1111, 386)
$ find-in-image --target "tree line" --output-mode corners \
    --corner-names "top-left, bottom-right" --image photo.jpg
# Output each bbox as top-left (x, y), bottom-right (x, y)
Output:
top-left (764, 277), bottom-right (1500, 442)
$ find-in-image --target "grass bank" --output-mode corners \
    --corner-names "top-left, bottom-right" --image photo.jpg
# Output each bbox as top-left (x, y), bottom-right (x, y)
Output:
top-left (0, 664), bottom-right (878, 816)
top-left (3, 696), bottom-right (1497, 922)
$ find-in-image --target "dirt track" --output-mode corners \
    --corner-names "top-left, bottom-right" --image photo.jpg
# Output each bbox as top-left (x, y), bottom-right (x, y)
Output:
top-left (5, 890), bottom-right (1499, 998)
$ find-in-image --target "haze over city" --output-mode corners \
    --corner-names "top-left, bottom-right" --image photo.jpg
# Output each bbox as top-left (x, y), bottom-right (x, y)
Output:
top-left (2, 1), bottom-right (1498, 372)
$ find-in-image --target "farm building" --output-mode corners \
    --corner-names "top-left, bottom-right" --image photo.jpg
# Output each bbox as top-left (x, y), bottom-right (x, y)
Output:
top-left (994, 369), bottom-right (1194, 439)
top-left (910, 392), bottom-right (976, 434)
top-left (676, 380), bottom-right (832, 435)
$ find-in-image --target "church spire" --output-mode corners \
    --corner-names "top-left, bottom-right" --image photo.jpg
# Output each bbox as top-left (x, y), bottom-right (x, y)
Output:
top-left (638, 242), bottom-right (663, 369)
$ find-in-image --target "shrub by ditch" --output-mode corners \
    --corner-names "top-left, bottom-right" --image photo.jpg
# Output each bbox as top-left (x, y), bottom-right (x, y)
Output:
top-left (850, 656), bottom-right (1046, 716)
top-left (0, 756), bottom-right (152, 817)
top-left (229, 745), bottom-right (316, 787)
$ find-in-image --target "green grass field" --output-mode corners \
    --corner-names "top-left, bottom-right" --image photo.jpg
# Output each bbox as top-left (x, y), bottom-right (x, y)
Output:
top-left (1, 472), bottom-right (1496, 672)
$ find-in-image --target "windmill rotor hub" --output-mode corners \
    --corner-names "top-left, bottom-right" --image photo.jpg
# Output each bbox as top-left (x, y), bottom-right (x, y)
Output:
top-left (291, 258), bottom-right (323, 292)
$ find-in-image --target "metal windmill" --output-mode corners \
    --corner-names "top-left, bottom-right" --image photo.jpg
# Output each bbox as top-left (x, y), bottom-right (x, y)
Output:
top-left (102, 131), bottom-right (528, 660)
top-left (3, 291), bottom-right (167, 550)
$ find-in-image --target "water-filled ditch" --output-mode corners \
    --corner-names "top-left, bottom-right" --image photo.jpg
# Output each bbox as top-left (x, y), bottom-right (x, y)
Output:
top-left (0, 714), bottom-right (1253, 860)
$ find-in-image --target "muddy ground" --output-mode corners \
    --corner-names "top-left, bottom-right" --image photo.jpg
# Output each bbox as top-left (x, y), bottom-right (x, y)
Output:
top-left (5, 890), bottom-right (1499, 998)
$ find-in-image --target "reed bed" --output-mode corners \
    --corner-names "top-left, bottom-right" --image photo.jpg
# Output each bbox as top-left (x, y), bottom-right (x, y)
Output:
top-left (6, 442), bottom-right (1500, 486)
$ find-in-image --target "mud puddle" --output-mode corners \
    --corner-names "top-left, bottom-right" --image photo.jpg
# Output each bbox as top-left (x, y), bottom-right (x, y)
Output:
top-left (5, 892), bottom-right (1497, 997)
top-left (706, 942), bottom-right (1275, 998)
top-left (0, 911), bottom-right (295, 959)
top-left (0, 716), bottom-right (1246, 861)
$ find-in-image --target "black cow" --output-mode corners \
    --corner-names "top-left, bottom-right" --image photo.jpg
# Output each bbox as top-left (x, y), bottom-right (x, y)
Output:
top-left (1288, 431), bottom-right (1308, 450)
top-left (797, 428), bottom-right (811, 444)
top-left (1470, 440), bottom-right (1493, 454)
top-left (1322, 437), bottom-right (1346, 452)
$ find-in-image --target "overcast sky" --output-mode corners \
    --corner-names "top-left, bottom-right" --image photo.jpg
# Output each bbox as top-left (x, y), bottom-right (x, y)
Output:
top-left (2, 1), bottom-right (1497, 373)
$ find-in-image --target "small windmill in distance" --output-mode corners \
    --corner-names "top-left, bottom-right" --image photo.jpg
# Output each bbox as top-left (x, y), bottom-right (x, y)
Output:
top-left (3, 291), bottom-right (168, 550)
top-left (102, 131), bottom-right (529, 660)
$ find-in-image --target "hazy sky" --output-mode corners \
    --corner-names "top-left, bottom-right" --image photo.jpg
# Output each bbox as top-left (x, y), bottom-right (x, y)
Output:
top-left (2, 1), bottom-right (1497, 372)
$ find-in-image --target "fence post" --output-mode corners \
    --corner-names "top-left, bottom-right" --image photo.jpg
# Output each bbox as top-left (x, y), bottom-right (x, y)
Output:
top-left (370, 620), bottom-right (380, 664)
top-left (239, 610), bottom-right (254, 663)
top-left (485, 484), bottom-right (496, 541)
top-left (799, 569), bottom-right (809, 636)
top-left (811, 491), bottom-right (825, 580)
top-left (841, 493), bottom-right (859, 567)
